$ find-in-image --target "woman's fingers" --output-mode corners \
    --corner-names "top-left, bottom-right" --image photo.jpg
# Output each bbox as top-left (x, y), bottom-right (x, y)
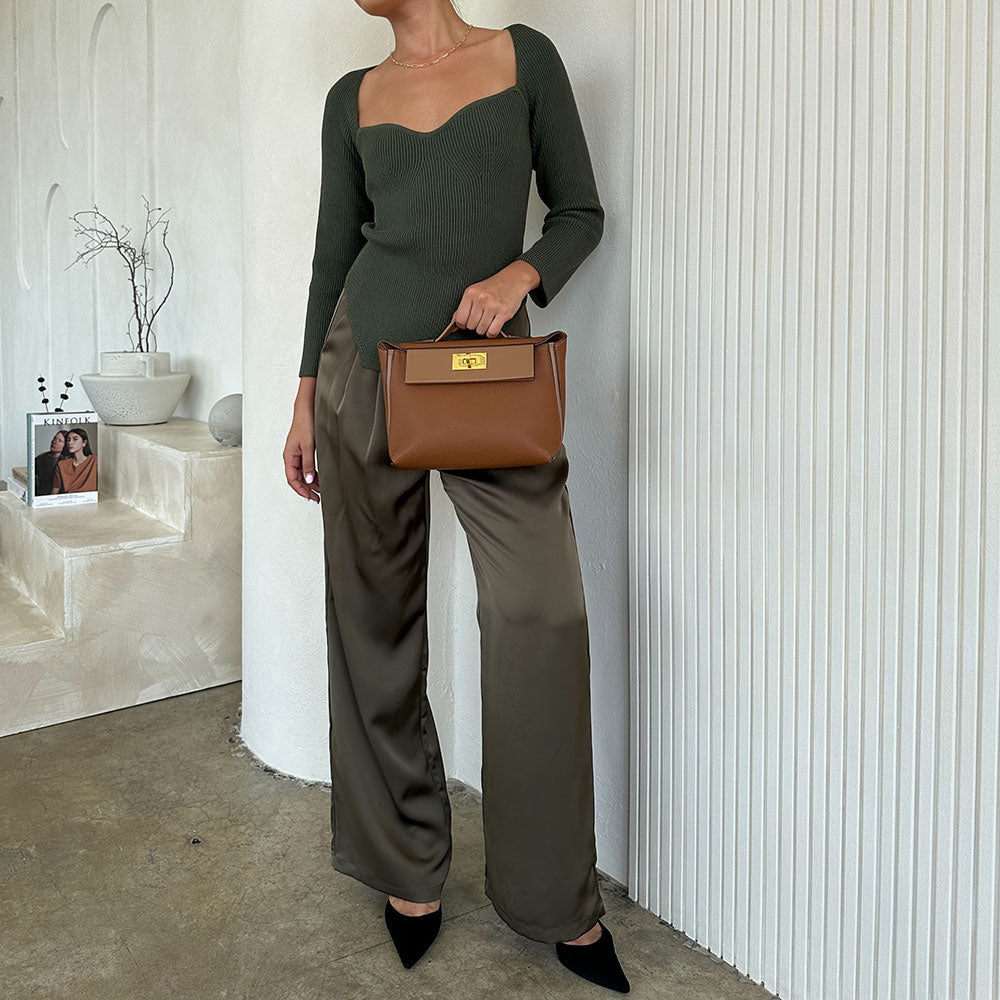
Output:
top-left (284, 435), bottom-right (321, 502)
top-left (453, 268), bottom-right (527, 336)
top-left (301, 447), bottom-right (317, 486)
top-left (453, 297), bottom-right (509, 337)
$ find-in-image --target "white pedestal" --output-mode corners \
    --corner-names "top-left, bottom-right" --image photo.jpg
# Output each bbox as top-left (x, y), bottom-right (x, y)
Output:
top-left (0, 417), bottom-right (242, 736)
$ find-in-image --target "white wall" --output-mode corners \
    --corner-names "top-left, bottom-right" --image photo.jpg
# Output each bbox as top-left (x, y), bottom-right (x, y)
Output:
top-left (238, 1), bottom-right (634, 886)
top-left (631, 2), bottom-right (1000, 999)
top-left (0, 0), bottom-right (243, 477)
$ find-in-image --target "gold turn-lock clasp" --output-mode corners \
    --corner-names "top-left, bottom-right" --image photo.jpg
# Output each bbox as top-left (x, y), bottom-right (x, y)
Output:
top-left (452, 351), bottom-right (487, 370)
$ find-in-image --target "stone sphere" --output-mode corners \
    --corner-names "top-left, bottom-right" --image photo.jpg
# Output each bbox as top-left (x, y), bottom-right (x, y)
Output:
top-left (208, 393), bottom-right (243, 446)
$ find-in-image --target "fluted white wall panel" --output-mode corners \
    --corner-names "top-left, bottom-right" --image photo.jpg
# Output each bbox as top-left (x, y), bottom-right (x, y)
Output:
top-left (630, 3), bottom-right (999, 999)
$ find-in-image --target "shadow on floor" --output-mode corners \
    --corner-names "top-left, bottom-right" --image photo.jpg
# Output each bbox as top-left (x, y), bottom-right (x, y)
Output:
top-left (1, 682), bottom-right (774, 999)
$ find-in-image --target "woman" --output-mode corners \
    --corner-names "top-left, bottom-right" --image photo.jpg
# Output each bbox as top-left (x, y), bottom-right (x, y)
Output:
top-left (35, 429), bottom-right (67, 497)
top-left (283, 2), bottom-right (628, 991)
top-left (50, 428), bottom-right (97, 494)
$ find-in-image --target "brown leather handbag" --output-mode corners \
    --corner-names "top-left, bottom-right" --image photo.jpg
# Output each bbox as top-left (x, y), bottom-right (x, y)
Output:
top-left (375, 318), bottom-right (568, 470)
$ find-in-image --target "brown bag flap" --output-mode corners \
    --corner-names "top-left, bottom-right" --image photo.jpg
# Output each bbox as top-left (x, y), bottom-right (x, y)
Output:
top-left (402, 341), bottom-right (535, 385)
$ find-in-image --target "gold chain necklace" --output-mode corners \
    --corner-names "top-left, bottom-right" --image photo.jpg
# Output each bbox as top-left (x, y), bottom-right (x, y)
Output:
top-left (389, 19), bottom-right (474, 68)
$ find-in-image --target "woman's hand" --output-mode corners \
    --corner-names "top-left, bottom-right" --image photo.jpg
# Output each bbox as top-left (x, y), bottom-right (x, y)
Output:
top-left (451, 260), bottom-right (541, 336)
top-left (285, 380), bottom-right (321, 503)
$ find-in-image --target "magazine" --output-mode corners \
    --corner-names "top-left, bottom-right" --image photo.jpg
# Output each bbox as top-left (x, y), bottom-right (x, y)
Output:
top-left (27, 411), bottom-right (100, 508)
top-left (6, 466), bottom-right (28, 502)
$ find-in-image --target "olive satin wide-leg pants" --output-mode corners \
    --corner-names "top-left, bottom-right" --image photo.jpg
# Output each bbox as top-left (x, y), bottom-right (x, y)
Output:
top-left (313, 288), bottom-right (607, 945)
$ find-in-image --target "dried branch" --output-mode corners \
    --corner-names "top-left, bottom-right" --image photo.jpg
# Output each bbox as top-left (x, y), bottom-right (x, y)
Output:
top-left (66, 197), bottom-right (175, 352)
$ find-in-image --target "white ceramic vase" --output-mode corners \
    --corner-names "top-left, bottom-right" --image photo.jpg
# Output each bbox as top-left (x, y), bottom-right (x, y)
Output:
top-left (79, 351), bottom-right (191, 425)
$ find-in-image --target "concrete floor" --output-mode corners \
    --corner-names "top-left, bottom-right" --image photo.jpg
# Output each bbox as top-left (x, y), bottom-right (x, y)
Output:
top-left (1, 682), bottom-right (774, 1000)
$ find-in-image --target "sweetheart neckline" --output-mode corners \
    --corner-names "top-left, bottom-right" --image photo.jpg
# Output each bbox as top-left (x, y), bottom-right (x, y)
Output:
top-left (355, 23), bottom-right (522, 137)
top-left (356, 84), bottom-right (522, 137)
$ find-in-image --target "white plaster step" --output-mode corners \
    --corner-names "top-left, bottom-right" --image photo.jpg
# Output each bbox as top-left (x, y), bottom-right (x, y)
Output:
top-left (0, 573), bottom-right (64, 650)
top-left (0, 490), bottom-right (182, 553)
top-left (100, 416), bottom-right (235, 533)
top-left (0, 490), bottom-right (183, 626)
top-left (0, 417), bottom-right (241, 737)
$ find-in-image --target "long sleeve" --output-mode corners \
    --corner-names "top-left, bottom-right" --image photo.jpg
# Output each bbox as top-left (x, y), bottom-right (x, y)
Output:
top-left (299, 71), bottom-right (373, 378)
top-left (514, 28), bottom-right (605, 308)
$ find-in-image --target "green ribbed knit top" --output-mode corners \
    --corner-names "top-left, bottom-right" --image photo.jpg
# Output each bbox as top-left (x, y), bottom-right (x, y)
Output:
top-left (298, 21), bottom-right (604, 378)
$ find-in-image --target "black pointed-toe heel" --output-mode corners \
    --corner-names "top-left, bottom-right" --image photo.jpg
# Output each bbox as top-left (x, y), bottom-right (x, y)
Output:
top-left (555, 919), bottom-right (631, 993)
top-left (383, 897), bottom-right (443, 969)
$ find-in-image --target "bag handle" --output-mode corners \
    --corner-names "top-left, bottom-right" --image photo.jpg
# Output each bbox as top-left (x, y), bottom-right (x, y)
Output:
top-left (434, 318), bottom-right (514, 342)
